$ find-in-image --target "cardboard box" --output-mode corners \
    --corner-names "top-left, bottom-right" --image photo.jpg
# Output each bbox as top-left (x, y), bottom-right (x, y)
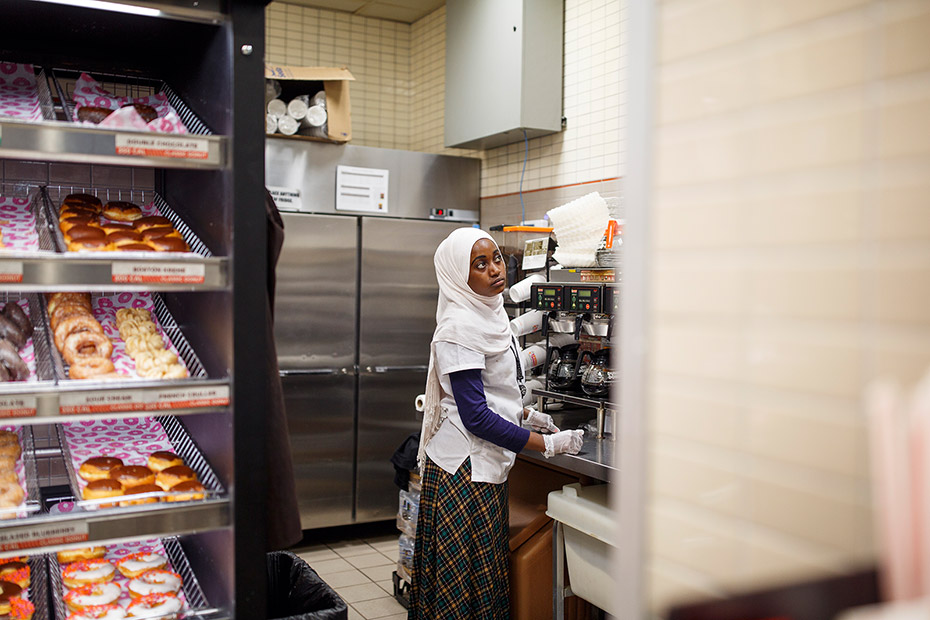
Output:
top-left (264, 64), bottom-right (354, 143)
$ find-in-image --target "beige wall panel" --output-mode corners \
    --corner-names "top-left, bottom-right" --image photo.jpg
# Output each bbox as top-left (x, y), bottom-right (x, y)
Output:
top-left (746, 190), bottom-right (863, 246)
top-left (749, 268), bottom-right (861, 321)
top-left (878, 97), bottom-right (930, 159)
top-left (656, 127), bottom-right (747, 186)
top-left (653, 323), bottom-right (746, 381)
top-left (871, 267), bottom-right (930, 325)
top-left (659, 0), bottom-right (751, 63)
top-left (752, 0), bottom-right (867, 34)
top-left (652, 387), bottom-right (745, 450)
top-left (659, 57), bottom-right (751, 124)
top-left (872, 335), bottom-right (930, 386)
top-left (882, 9), bottom-right (930, 78)
top-left (654, 267), bottom-right (747, 317)
top-left (651, 450), bottom-right (748, 516)
top-left (654, 200), bottom-right (749, 249)
top-left (872, 182), bottom-right (930, 242)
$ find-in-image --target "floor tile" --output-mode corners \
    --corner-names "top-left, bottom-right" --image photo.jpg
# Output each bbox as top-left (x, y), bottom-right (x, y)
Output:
top-left (347, 607), bottom-right (365, 620)
top-left (360, 564), bottom-right (396, 583)
top-left (352, 595), bottom-right (407, 619)
top-left (369, 539), bottom-right (400, 554)
top-left (322, 569), bottom-right (371, 588)
top-left (380, 614), bottom-right (408, 620)
top-left (347, 552), bottom-right (394, 569)
top-left (335, 582), bottom-right (389, 604)
top-left (364, 533), bottom-right (400, 545)
top-left (310, 557), bottom-right (355, 576)
top-left (297, 547), bottom-right (340, 563)
top-left (378, 551), bottom-right (397, 565)
top-left (376, 579), bottom-right (394, 594)
top-left (329, 540), bottom-right (373, 557)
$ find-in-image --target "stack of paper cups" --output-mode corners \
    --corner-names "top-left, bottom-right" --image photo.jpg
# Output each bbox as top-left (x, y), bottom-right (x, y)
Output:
top-left (520, 344), bottom-right (547, 370)
top-left (277, 114), bottom-right (299, 135)
top-left (523, 378), bottom-right (543, 405)
top-left (510, 310), bottom-right (545, 336)
top-left (287, 95), bottom-right (310, 120)
top-left (509, 274), bottom-right (546, 303)
top-left (267, 98), bottom-right (287, 119)
top-left (311, 90), bottom-right (326, 108)
top-left (266, 114), bottom-right (278, 134)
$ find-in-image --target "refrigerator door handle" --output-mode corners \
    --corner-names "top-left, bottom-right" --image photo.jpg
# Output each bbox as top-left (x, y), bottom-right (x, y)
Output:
top-left (279, 368), bottom-right (354, 377)
top-left (364, 365), bottom-right (429, 374)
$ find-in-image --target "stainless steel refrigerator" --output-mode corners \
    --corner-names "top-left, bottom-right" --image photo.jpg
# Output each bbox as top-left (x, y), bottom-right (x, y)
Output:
top-left (267, 140), bottom-right (479, 528)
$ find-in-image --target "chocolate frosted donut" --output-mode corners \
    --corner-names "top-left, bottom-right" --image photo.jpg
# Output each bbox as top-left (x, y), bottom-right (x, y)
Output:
top-left (76, 106), bottom-right (113, 124)
top-left (66, 225), bottom-right (107, 242)
top-left (0, 316), bottom-right (26, 350)
top-left (103, 201), bottom-right (143, 222)
top-left (122, 103), bottom-right (158, 123)
top-left (0, 340), bottom-right (28, 381)
top-left (1, 302), bottom-right (32, 340)
top-left (132, 216), bottom-right (174, 231)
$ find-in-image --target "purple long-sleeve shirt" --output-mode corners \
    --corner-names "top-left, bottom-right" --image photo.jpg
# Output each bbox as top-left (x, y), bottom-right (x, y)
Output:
top-left (449, 368), bottom-right (531, 454)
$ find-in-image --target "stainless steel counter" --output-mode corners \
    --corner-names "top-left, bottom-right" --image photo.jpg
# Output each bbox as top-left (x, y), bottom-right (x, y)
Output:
top-left (519, 409), bottom-right (617, 481)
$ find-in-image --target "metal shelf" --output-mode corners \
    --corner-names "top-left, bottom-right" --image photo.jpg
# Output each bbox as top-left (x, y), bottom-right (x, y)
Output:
top-left (532, 388), bottom-right (616, 411)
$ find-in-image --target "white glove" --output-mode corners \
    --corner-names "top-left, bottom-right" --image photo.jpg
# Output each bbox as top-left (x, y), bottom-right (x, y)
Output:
top-left (524, 407), bottom-right (559, 433)
top-left (543, 429), bottom-right (584, 458)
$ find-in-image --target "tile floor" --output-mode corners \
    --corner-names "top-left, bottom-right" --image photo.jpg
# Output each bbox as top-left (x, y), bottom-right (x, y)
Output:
top-left (295, 532), bottom-right (407, 620)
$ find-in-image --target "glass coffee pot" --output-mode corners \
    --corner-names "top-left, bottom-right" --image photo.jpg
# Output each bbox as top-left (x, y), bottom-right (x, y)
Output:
top-left (581, 348), bottom-right (612, 398)
top-left (547, 343), bottom-right (582, 392)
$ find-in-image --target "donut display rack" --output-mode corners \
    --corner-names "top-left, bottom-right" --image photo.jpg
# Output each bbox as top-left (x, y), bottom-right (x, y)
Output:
top-left (0, 426), bottom-right (41, 521)
top-left (49, 536), bottom-right (212, 620)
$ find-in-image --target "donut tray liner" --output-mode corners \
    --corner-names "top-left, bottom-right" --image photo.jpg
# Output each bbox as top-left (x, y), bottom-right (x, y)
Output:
top-left (40, 185), bottom-right (213, 258)
top-left (0, 554), bottom-right (51, 619)
top-left (49, 67), bottom-right (214, 136)
top-left (55, 414), bottom-right (225, 511)
top-left (49, 536), bottom-right (211, 620)
top-left (0, 184), bottom-right (59, 255)
top-left (0, 64), bottom-right (55, 123)
top-left (40, 291), bottom-right (208, 386)
top-left (0, 425), bottom-right (41, 520)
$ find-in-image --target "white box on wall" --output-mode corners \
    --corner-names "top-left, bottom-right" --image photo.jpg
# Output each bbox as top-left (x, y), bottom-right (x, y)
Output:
top-left (445, 0), bottom-right (564, 150)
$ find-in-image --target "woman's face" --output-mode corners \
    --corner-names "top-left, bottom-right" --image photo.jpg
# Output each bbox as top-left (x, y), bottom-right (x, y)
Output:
top-left (467, 238), bottom-right (506, 297)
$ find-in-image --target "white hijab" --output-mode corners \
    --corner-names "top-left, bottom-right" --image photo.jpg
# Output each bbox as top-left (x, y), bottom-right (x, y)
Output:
top-left (417, 227), bottom-right (512, 470)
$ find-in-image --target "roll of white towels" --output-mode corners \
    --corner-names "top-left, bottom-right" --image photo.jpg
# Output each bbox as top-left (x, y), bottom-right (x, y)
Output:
top-left (277, 114), bottom-right (299, 135)
top-left (509, 274), bottom-right (546, 303)
top-left (414, 393), bottom-right (426, 412)
top-left (510, 310), bottom-right (545, 336)
top-left (521, 344), bottom-right (547, 371)
top-left (267, 98), bottom-right (287, 119)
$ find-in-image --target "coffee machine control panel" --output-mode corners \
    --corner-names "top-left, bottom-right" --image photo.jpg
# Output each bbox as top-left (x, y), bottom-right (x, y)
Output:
top-left (531, 283), bottom-right (564, 311)
top-left (565, 284), bottom-right (602, 313)
top-left (602, 285), bottom-right (619, 314)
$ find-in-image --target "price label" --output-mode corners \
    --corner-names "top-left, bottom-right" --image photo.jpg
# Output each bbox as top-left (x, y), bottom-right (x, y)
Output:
top-left (579, 270), bottom-right (615, 283)
top-left (0, 395), bottom-right (36, 418)
top-left (145, 385), bottom-right (230, 411)
top-left (114, 134), bottom-right (209, 160)
top-left (112, 262), bottom-right (205, 284)
top-left (0, 521), bottom-right (88, 552)
top-left (0, 260), bottom-right (23, 283)
top-left (60, 391), bottom-right (146, 415)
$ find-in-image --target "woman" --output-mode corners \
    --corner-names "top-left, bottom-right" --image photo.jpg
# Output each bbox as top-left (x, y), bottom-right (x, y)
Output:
top-left (409, 227), bottom-right (584, 620)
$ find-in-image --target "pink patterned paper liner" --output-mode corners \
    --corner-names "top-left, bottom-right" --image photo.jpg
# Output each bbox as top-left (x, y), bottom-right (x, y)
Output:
top-left (56, 538), bottom-right (190, 614)
top-left (72, 72), bottom-right (189, 134)
top-left (85, 292), bottom-right (189, 380)
top-left (0, 63), bottom-right (42, 123)
top-left (0, 425), bottom-right (31, 519)
top-left (0, 196), bottom-right (41, 253)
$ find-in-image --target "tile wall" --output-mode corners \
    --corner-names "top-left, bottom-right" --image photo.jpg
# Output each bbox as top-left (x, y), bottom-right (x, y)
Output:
top-left (648, 0), bottom-right (930, 612)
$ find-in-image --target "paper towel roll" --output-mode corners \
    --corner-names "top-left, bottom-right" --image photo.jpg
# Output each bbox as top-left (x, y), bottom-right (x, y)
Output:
top-left (414, 393), bottom-right (426, 412)
top-left (510, 310), bottom-right (545, 336)
top-left (509, 274), bottom-right (546, 303)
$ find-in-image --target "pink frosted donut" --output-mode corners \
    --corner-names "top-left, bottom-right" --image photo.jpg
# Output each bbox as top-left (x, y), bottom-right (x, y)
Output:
top-left (126, 592), bottom-right (181, 619)
top-left (128, 569), bottom-right (182, 597)
top-left (66, 604), bottom-right (127, 620)
top-left (64, 582), bottom-right (121, 611)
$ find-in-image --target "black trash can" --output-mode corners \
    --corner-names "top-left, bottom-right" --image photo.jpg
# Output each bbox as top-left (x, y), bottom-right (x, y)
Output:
top-left (267, 551), bottom-right (349, 620)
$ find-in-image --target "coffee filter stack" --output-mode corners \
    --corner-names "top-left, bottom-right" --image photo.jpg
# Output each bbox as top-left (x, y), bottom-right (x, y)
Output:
top-left (546, 192), bottom-right (610, 268)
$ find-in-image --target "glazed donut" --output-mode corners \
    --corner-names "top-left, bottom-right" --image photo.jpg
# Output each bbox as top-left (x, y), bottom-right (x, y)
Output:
top-left (155, 465), bottom-right (196, 491)
top-left (132, 216), bottom-right (174, 231)
top-left (102, 201), bottom-right (143, 222)
top-left (66, 604), bottom-right (127, 620)
top-left (166, 480), bottom-right (205, 502)
top-left (62, 194), bottom-right (103, 211)
top-left (140, 226), bottom-right (181, 241)
top-left (0, 580), bottom-right (22, 615)
top-left (64, 582), bottom-right (121, 611)
top-left (105, 231), bottom-right (143, 246)
top-left (0, 341), bottom-right (28, 382)
top-left (0, 470), bottom-right (17, 485)
top-left (65, 225), bottom-right (107, 242)
top-left (62, 558), bottom-right (115, 588)
top-left (0, 481), bottom-right (24, 510)
top-left (124, 333), bottom-right (164, 356)
top-left (62, 331), bottom-right (113, 365)
top-left (118, 483), bottom-right (163, 507)
top-left (0, 431), bottom-right (20, 459)
top-left (147, 451), bottom-right (182, 473)
top-left (115, 308), bottom-right (150, 325)
top-left (69, 357), bottom-right (115, 380)
top-left (51, 305), bottom-right (93, 333)
top-left (148, 236), bottom-right (189, 253)
top-left (109, 465), bottom-right (155, 488)
top-left (9, 596), bottom-right (33, 620)
top-left (1, 303), bottom-right (32, 340)
top-left (55, 315), bottom-right (103, 352)
top-left (67, 239), bottom-right (112, 252)
top-left (82, 479), bottom-right (123, 507)
top-left (122, 103), bottom-right (158, 123)
top-left (115, 243), bottom-right (154, 252)
top-left (0, 561), bottom-right (29, 588)
top-left (162, 364), bottom-right (189, 380)
top-left (118, 319), bottom-right (157, 338)
top-left (57, 547), bottom-right (106, 564)
top-left (60, 214), bottom-right (99, 232)
top-left (47, 293), bottom-right (92, 316)
top-left (115, 552), bottom-right (167, 578)
top-left (76, 106), bottom-right (114, 124)
top-left (126, 592), bottom-right (181, 620)
top-left (128, 569), bottom-right (182, 597)
top-left (0, 316), bottom-right (26, 350)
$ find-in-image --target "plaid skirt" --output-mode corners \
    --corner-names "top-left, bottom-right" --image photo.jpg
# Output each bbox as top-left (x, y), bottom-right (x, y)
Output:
top-left (408, 457), bottom-right (510, 620)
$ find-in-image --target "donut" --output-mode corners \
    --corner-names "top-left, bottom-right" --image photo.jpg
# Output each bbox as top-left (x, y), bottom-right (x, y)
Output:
top-left (0, 365), bottom-right (9, 382)
top-left (147, 452), bottom-right (182, 473)
top-left (102, 201), bottom-right (143, 222)
top-left (105, 231), bottom-right (144, 246)
top-left (69, 357), bottom-right (115, 380)
top-left (63, 558), bottom-right (115, 588)
top-left (60, 214), bottom-right (99, 232)
top-left (64, 582), bottom-right (121, 611)
top-left (0, 480), bottom-right (23, 511)
top-left (78, 457), bottom-right (123, 482)
top-left (55, 315), bottom-right (103, 352)
top-left (62, 331), bottom-right (113, 365)
top-left (62, 194), bottom-right (103, 211)
top-left (127, 569), bottom-right (182, 597)
top-left (0, 580), bottom-right (22, 615)
top-left (66, 604), bottom-right (127, 620)
top-left (155, 465), bottom-right (196, 491)
top-left (82, 479), bottom-right (123, 507)
top-left (0, 470), bottom-right (17, 485)
top-left (125, 592), bottom-right (181, 620)
top-left (115, 553), bottom-right (167, 579)
top-left (109, 465), bottom-right (155, 489)
top-left (47, 293), bottom-right (92, 316)
top-left (166, 480), bottom-right (205, 502)
top-left (67, 239), bottom-right (112, 252)
top-left (1, 303), bottom-right (32, 339)
top-left (0, 316), bottom-right (26, 350)
top-left (99, 222), bottom-right (135, 235)
top-left (9, 596), bottom-right (33, 620)
top-left (122, 103), bottom-right (158, 123)
top-left (139, 226), bottom-right (181, 241)
top-left (115, 243), bottom-right (154, 252)
top-left (118, 484), bottom-right (163, 506)
top-left (124, 333), bottom-right (164, 356)
top-left (51, 304), bottom-right (93, 332)
top-left (132, 216), bottom-right (174, 231)
top-left (0, 341), bottom-right (28, 382)
top-left (76, 106), bottom-right (114, 124)
top-left (147, 236), bottom-right (189, 253)
top-left (0, 435), bottom-right (19, 459)
top-left (57, 547), bottom-right (106, 564)
top-left (115, 308), bottom-right (151, 325)
top-left (0, 561), bottom-right (29, 588)
top-left (60, 205), bottom-right (99, 220)
top-left (65, 225), bottom-right (107, 242)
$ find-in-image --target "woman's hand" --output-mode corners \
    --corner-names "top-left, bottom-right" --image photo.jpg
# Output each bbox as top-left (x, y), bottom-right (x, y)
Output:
top-left (523, 407), bottom-right (559, 433)
top-left (542, 430), bottom-right (584, 458)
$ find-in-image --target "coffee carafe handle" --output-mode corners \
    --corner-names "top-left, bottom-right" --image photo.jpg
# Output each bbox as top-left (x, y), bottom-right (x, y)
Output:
top-left (574, 349), bottom-right (595, 380)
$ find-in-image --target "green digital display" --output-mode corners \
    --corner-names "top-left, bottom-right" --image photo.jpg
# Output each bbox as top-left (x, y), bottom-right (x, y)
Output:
top-left (544, 289), bottom-right (557, 296)
top-left (578, 289), bottom-right (592, 298)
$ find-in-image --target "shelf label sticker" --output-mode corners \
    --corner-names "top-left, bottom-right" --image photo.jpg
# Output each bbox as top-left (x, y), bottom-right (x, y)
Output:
top-left (60, 391), bottom-right (146, 415)
top-left (114, 133), bottom-right (209, 160)
top-left (0, 261), bottom-right (23, 283)
top-left (579, 270), bottom-right (615, 283)
top-left (145, 385), bottom-right (230, 411)
top-left (0, 395), bottom-right (36, 418)
top-left (112, 262), bottom-right (205, 284)
top-left (0, 521), bottom-right (88, 552)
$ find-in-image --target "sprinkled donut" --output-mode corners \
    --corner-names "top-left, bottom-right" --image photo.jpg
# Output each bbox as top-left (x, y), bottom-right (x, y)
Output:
top-left (9, 596), bottom-right (34, 620)
top-left (66, 604), bottom-right (127, 620)
top-left (125, 592), bottom-right (181, 620)
top-left (0, 561), bottom-right (29, 588)
top-left (64, 582), bottom-right (121, 611)
top-left (0, 580), bottom-right (23, 615)
top-left (128, 569), bottom-right (182, 597)
top-left (62, 558), bottom-right (115, 588)
top-left (115, 552), bottom-right (166, 578)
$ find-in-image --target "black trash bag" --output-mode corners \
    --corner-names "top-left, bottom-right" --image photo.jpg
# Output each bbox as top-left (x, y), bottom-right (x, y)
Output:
top-left (391, 431), bottom-right (420, 491)
top-left (267, 551), bottom-right (348, 620)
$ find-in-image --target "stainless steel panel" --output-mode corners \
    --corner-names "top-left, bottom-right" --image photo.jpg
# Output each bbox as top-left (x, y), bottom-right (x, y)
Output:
top-left (283, 373), bottom-right (355, 529)
top-left (275, 213), bottom-right (358, 370)
top-left (265, 140), bottom-right (479, 220)
top-left (356, 369), bottom-right (424, 522)
top-left (359, 217), bottom-right (461, 368)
